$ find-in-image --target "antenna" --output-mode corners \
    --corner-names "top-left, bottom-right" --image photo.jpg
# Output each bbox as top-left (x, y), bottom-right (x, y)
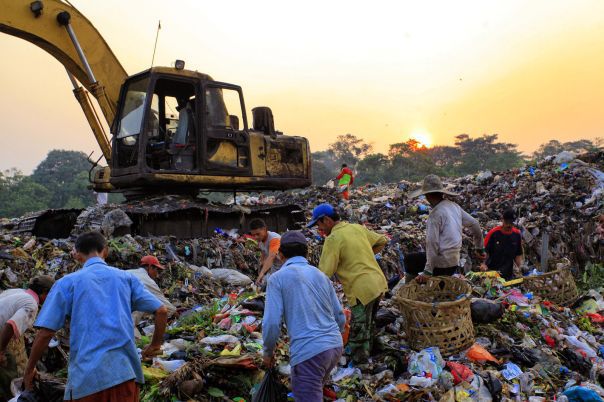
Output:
top-left (150, 20), bottom-right (161, 67)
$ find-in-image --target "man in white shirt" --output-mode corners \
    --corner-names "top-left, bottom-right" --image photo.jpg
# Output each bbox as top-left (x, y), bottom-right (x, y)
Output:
top-left (410, 175), bottom-right (484, 283)
top-left (130, 255), bottom-right (177, 331)
top-left (0, 275), bottom-right (54, 399)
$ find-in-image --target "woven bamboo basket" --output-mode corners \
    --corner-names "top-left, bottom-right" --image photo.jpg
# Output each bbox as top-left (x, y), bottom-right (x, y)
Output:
top-left (522, 268), bottom-right (578, 306)
top-left (394, 276), bottom-right (474, 357)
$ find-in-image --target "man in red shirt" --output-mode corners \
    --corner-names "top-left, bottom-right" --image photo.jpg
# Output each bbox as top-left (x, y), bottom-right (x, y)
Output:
top-left (336, 164), bottom-right (354, 200)
top-left (481, 209), bottom-right (524, 280)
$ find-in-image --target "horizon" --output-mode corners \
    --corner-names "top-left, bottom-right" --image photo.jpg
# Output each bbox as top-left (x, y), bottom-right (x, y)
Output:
top-left (1, 0), bottom-right (603, 173)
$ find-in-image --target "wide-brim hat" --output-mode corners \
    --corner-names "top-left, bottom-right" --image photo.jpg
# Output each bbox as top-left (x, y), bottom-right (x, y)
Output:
top-left (409, 174), bottom-right (458, 198)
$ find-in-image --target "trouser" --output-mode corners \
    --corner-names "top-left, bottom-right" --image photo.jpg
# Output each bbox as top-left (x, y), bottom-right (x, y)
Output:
top-left (338, 185), bottom-right (350, 200)
top-left (403, 252), bottom-right (459, 282)
top-left (67, 380), bottom-right (139, 402)
top-left (349, 297), bottom-right (381, 364)
top-left (0, 352), bottom-right (18, 402)
top-left (291, 347), bottom-right (342, 402)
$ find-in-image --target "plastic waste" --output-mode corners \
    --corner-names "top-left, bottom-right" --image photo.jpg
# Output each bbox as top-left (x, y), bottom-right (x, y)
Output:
top-left (251, 368), bottom-right (288, 402)
top-left (471, 299), bottom-right (504, 324)
top-left (501, 362), bottom-right (523, 380)
top-left (563, 386), bottom-right (604, 402)
top-left (332, 366), bottom-right (361, 382)
top-left (200, 334), bottom-right (240, 345)
top-left (564, 336), bottom-right (598, 359)
top-left (210, 268), bottom-right (253, 286)
top-left (375, 308), bottom-right (397, 327)
top-left (409, 376), bottom-right (437, 387)
top-left (466, 344), bottom-right (500, 365)
top-left (446, 361), bottom-right (474, 385)
top-left (408, 347), bottom-right (445, 378)
top-left (153, 358), bottom-right (186, 373)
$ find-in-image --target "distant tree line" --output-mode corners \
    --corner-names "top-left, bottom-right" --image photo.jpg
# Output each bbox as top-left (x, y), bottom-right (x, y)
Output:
top-left (0, 150), bottom-right (122, 218)
top-left (0, 137), bottom-right (601, 218)
top-left (312, 134), bottom-right (603, 185)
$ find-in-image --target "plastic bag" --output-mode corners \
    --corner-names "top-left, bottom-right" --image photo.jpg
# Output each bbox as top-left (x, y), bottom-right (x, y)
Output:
top-left (501, 362), bottom-right (523, 380)
top-left (252, 369), bottom-right (288, 402)
top-left (471, 299), bottom-right (504, 324)
top-left (466, 344), bottom-right (500, 365)
top-left (446, 362), bottom-right (475, 385)
top-left (210, 269), bottom-right (252, 286)
top-left (510, 346), bottom-right (540, 368)
top-left (408, 347), bottom-right (445, 378)
top-left (563, 386), bottom-right (603, 402)
top-left (375, 308), bottom-right (397, 328)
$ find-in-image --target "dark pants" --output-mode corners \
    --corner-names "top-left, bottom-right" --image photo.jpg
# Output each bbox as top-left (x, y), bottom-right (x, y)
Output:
top-left (68, 380), bottom-right (139, 402)
top-left (291, 347), bottom-right (342, 402)
top-left (403, 252), bottom-right (458, 282)
top-left (349, 297), bottom-right (381, 364)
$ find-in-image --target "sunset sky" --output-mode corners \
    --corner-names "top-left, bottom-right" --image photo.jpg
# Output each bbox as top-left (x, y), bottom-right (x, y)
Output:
top-left (1, 0), bottom-right (604, 172)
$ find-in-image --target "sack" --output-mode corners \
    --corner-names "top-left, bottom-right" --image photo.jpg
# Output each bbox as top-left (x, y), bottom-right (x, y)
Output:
top-left (252, 369), bottom-right (288, 402)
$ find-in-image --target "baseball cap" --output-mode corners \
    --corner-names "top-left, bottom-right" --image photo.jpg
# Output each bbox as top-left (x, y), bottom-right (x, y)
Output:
top-left (280, 231), bottom-right (307, 246)
top-left (307, 203), bottom-right (336, 228)
top-left (140, 255), bottom-right (165, 270)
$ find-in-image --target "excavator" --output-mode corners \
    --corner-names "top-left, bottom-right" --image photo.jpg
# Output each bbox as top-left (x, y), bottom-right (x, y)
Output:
top-left (0, 0), bottom-right (312, 238)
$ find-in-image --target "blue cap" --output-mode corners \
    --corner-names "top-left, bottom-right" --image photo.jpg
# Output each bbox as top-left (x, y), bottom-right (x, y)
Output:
top-left (307, 203), bottom-right (336, 228)
top-left (281, 231), bottom-right (307, 246)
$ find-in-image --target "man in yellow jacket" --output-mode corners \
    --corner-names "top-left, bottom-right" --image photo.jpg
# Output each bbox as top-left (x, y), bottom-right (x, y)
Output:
top-left (308, 203), bottom-right (388, 364)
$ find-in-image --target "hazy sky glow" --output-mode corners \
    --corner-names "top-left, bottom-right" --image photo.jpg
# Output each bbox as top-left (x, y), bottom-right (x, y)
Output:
top-left (1, 0), bottom-right (603, 172)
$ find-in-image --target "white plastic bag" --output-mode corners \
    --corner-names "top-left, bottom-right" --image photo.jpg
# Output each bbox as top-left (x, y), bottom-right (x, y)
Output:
top-left (210, 268), bottom-right (252, 286)
top-left (408, 347), bottom-right (444, 378)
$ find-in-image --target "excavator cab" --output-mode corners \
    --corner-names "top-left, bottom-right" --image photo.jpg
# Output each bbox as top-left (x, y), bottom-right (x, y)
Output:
top-left (110, 67), bottom-right (311, 195)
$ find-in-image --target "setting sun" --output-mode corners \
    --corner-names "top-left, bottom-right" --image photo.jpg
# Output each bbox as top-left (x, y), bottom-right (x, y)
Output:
top-left (410, 132), bottom-right (433, 148)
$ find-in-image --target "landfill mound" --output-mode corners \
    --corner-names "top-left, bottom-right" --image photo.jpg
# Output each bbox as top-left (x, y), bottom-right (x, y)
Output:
top-left (2, 151), bottom-right (604, 401)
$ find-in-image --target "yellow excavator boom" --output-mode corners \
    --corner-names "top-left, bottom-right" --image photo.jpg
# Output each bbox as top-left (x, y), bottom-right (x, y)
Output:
top-left (0, 0), bottom-right (128, 162)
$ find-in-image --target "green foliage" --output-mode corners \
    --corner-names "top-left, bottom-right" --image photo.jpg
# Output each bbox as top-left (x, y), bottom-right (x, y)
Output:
top-left (0, 150), bottom-right (98, 218)
top-left (32, 150), bottom-right (95, 209)
top-left (0, 170), bottom-right (51, 217)
top-left (327, 134), bottom-right (373, 166)
top-left (579, 263), bottom-right (604, 293)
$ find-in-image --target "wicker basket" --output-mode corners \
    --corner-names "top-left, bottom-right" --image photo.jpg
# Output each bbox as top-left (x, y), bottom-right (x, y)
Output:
top-left (394, 276), bottom-right (474, 357)
top-left (522, 268), bottom-right (578, 306)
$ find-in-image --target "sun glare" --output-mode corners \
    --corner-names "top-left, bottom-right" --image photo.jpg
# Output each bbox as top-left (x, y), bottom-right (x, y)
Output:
top-left (410, 132), bottom-right (433, 148)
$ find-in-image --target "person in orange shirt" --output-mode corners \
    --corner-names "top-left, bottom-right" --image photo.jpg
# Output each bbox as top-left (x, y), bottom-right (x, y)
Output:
top-left (249, 219), bottom-right (282, 286)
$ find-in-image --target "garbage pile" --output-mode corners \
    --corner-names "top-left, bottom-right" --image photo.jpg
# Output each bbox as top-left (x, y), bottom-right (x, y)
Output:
top-left (0, 151), bottom-right (604, 401)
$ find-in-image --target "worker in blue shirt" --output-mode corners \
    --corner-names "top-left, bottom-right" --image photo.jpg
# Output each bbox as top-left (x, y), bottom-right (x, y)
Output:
top-left (263, 231), bottom-right (345, 402)
top-left (23, 231), bottom-right (168, 401)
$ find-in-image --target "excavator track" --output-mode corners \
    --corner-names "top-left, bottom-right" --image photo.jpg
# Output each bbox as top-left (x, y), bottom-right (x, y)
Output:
top-left (5, 196), bottom-right (305, 239)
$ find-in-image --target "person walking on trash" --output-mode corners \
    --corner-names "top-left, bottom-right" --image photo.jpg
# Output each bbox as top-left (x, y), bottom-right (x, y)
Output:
top-left (480, 208), bottom-right (524, 280)
top-left (309, 203), bottom-right (388, 364)
top-left (130, 255), bottom-right (177, 337)
top-left (336, 164), bottom-right (354, 201)
top-left (410, 174), bottom-right (485, 283)
top-left (23, 232), bottom-right (168, 402)
top-left (0, 276), bottom-right (54, 401)
top-left (249, 218), bottom-right (282, 287)
top-left (263, 231), bottom-right (345, 402)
